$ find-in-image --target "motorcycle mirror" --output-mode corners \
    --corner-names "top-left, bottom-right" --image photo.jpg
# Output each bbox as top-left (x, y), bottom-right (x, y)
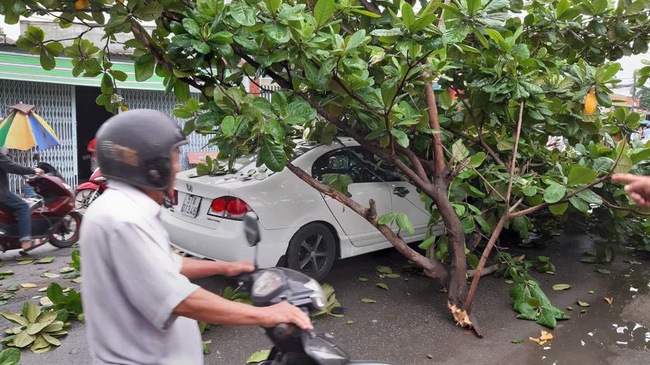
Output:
top-left (244, 212), bottom-right (261, 247)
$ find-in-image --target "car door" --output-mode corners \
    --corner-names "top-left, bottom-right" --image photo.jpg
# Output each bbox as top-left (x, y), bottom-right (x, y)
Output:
top-left (352, 148), bottom-right (430, 240)
top-left (312, 148), bottom-right (393, 247)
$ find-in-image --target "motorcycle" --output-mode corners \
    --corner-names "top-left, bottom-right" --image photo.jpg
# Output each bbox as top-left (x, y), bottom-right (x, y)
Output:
top-left (239, 213), bottom-right (394, 365)
top-left (0, 173), bottom-right (82, 252)
top-left (74, 168), bottom-right (107, 212)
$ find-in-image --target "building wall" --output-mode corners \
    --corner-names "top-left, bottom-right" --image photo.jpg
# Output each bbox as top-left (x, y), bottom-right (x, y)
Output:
top-left (119, 89), bottom-right (218, 171)
top-left (0, 79), bottom-right (77, 193)
top-left (0, 79), bottom-right (221, 194)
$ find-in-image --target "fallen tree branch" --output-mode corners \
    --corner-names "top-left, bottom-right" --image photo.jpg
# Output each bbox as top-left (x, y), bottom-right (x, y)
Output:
top-left (602, 198), bottom-right (650, 216)
top-left (466, 255), bottom-right (525, 278)
top-left (285, 162), bottom-right (449, 282)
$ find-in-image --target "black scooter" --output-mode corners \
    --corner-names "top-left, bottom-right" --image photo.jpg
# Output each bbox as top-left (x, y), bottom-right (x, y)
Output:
top-left (239, 213), bottom-right (394, 365)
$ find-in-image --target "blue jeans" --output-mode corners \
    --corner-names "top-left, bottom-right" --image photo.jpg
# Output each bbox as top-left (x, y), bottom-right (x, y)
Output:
top-left (0, 191), bottom-right (31, 242)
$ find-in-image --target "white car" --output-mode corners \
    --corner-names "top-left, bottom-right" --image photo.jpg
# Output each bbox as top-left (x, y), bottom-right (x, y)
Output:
top-left (162, 137), bottom-right (441, 281)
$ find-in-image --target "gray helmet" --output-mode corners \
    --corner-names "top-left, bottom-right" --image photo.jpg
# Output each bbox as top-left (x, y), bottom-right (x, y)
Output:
top-left (96, 109), bottom-right (187, 191)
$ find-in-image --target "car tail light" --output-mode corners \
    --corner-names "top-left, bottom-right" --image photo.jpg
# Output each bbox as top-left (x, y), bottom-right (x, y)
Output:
top-left (172, 190), bottom-right (178, 205)
top-left (208, 196), bottom-right (251, 220)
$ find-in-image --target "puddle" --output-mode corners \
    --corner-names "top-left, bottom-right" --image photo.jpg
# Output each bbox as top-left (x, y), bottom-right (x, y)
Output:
top-left (538, 255), bottom-right (650, 364)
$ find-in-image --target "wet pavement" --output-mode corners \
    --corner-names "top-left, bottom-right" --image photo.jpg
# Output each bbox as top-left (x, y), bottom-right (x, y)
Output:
top-left (0, 231), bottom-right (649, 364)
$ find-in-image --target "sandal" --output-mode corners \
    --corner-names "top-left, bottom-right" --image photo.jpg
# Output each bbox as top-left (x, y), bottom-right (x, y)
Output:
top-left (20, 239), bottom-right (42, 254)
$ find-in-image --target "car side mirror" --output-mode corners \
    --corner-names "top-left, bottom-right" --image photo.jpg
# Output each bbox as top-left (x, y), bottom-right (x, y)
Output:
top-left (244, 212), bottom-right (261, 247)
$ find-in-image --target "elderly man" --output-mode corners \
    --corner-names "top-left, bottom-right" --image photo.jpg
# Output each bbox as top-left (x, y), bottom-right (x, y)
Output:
top-left (80, 110), bottom-right (312, 364)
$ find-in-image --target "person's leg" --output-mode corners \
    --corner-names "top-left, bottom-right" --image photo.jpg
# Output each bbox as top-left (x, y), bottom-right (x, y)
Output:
top-left (1, 192), bottom-right (34, 250)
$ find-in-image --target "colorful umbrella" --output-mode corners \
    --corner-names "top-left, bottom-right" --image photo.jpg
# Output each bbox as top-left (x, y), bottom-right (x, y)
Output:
top-left (0, 103), bottom-right (60, 150)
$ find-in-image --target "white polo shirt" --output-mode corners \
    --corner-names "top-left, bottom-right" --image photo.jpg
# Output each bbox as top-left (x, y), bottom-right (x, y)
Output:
top-left (80, 181), bottom-right (202, 365)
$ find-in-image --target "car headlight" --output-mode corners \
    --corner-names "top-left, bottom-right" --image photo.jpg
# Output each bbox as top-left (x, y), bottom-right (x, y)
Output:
top-left (252, 271), bottom-right (283, 297)
top-left (304, 278), bottom-right (326, 311)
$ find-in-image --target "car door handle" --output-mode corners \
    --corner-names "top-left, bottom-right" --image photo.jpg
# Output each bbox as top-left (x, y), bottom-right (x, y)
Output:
top-left (393, 187), bottom-right (409, 197)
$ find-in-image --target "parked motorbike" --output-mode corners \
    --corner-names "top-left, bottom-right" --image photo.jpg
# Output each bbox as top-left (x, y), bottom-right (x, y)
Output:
top-left (239, 213), bottom-right (394, 365)
top-left (74, 168), bottom-right (107, 212)
top-left (0, 173), bottom-right (82, 251)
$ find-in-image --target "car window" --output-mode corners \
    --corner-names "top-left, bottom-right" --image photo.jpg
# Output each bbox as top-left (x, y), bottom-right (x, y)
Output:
top-left (348, 148), bottom-right (402, 182)
top-left (312, 147), bottom-right (403, 183)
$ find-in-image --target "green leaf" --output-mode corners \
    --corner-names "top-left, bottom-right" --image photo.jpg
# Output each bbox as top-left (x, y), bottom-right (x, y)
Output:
top-left (174, 81), bottom-right (191, 102)
top-left (0, 313), bottom-right (28, 326)
top-left (246, 350), bottom-right (271, 363)
top-left (230, 1), bottom-right (256, 26)
top-left (13, 331), bottom-right (35, 348)
top-left (26, 303), bottom-right (40, 324)
top-left (375, 266), bottom-right (393, 274)
top-left (35, 256), bottom-right (55, 264)
top-left (390, 129), bottom-right (409, 148)
top-left (378, 213), bottom-right (396, 225)
top-left (577, 301), bottom-right (590, 307)
top-left (259, 137), bottom-right (287, 172)
top-left (596, 269), bottom-right (611, 275)
top-left (511, 339), bottom-right (524, 344)
top-left (418, 236), bottom-right (436, 250)
top-left (182, 18), bottom-right (201, 38)
top-left (361, 298), bottom-right (377, 303)
top-left (39, 48), bottom-right (56, 71)
top-left (358, 277), bottom-right (369, 282)
top-left (462, 217), bottom-right (476, 234)
top-left (401, 2), bottom-right (416, 30)
top-left (552, 284), bottom-right (571, 291)
top-left (346, 30), bottom-right (366, 52)
top-left (469, 152), bottom-right (486, 167)
top-left (395, 213), bottom-right (414, 234)
top-left (41, 333), bottom-right (61, 347)
top-left (314, 0), bottom-right (335, 29)
top-left (351, 9), bottom-right (382, 18)
top-left (544, 183), bottom-right (566, 204)
top-left (262, 23), bottom-right (291, 44)
top-left (376, 283), bottom-right (389, 290)
top-left (0, 348), bottom-right (21, 365)
top-left (134, 54), bottom-right (155, 82)
top-left (569, 197), bottom-right (590, 213)
top-left (613, 154), bottom-right (633, 174)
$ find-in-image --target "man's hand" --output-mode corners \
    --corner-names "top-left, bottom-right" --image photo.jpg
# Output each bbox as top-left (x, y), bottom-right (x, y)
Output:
top-left (222, 261), bottom-right (255, 277)
top-left (612, 174), bottom-right (650, 207)
top-left (34, 168), bottom-right (44, 174)
top-left (260, 302), bottom-right (313, 331)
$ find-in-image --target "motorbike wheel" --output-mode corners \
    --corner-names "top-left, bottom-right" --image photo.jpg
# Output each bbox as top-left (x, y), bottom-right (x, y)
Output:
top-left (49, 212), bottom-right (82, 248)
top-left (286, 223), bottom-right (336, 282)
top-left (74, 189), bottom-right (99, 212)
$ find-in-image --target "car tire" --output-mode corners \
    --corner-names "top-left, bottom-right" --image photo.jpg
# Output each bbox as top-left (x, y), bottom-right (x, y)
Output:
top-left (286, 223), bottom-right (336, 282)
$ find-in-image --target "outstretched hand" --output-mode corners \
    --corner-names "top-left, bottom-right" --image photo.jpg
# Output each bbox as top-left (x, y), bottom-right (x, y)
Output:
top-left (611, 174), bottom-right (650, 208)
top-left (260, 301), bottom-right (313, 331)
top-left (222, 261), bottom-right (255, 277)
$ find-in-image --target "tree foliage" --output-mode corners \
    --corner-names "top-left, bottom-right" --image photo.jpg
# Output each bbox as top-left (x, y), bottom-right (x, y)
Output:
top-left (5, 0), bottom-right (650, 334)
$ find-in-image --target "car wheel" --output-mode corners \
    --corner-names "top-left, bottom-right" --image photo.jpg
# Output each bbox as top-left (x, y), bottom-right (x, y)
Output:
top-left (286, 223), bottom-right (336, 282)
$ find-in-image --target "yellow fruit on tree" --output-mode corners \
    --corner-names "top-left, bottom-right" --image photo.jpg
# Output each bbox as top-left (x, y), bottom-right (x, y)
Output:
top-left (74, 0), bottom-right (89, 10)
top-left (121, 105), bottom-right (129, 112)
top-left (585, 88), bottom-right (597, 115)
top-left (115, 0), bottom-right (125, 4)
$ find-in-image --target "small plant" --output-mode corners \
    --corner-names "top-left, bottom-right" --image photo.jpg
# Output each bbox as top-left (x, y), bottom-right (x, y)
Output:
top-left (1, 302), bottom-right (68, 353)
top-left (45, 283), bottom-right (83, 322)
top-left (198, 322), bottom-right (212, 355)
top-left (222, 286), bottom-right (252, 305)
top-left (61, 250), bottom-right (82, 280)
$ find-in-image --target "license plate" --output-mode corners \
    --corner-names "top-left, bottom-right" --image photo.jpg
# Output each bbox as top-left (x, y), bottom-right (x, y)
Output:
top-left (180, 194), bottom-right (202, 217)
